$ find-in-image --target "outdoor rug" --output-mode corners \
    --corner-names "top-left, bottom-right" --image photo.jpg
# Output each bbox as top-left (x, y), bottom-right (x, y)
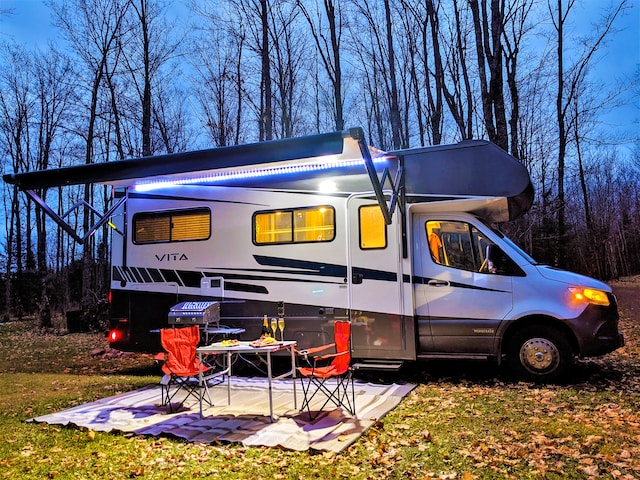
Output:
top-left (29, 377), bottom-right (415, 452)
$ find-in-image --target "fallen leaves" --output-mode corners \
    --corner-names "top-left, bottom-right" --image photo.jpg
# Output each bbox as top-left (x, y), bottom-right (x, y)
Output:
top-left (0, 280), bottom-right (639, 479)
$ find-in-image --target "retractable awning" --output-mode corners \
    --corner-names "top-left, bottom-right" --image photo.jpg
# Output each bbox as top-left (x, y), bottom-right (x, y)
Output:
top-left (3, 128), bottom-right (402, 244)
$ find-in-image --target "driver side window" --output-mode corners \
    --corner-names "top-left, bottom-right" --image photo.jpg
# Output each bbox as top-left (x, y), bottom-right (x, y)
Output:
top-left (425, 220), bottom-right (494, 273)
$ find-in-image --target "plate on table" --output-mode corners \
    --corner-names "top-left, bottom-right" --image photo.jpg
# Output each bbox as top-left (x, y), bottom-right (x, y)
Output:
top-left (249, 338), bottom-right (280, 348)
top-left (211, 339), bottom-right (240, 347)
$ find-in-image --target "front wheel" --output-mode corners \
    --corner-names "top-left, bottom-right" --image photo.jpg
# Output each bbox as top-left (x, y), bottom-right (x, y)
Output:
top-left (506, 326), bottom-right (573, 382)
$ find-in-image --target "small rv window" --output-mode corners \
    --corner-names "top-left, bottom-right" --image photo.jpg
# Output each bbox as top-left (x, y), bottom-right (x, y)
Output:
top-left (253, 206), bottom-right (335, 245)
top-left (133, 208), bottom-right (211, 244)
top-left (359, 205), bottom-right (387, 249)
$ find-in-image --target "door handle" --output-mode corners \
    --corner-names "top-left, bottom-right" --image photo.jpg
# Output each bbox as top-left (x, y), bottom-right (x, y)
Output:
top-left (352, 273), bottom-right (363, 284)
top-left (427, 279), bottom-right (450, 287)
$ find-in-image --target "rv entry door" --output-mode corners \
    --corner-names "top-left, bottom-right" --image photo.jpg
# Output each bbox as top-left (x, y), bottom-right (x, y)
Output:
top-left (347, 196), bottom-right (414, 360)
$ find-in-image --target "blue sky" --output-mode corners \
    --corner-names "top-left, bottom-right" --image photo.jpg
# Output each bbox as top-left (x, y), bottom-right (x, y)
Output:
top-left (1, 0), bottom-right (638, 145)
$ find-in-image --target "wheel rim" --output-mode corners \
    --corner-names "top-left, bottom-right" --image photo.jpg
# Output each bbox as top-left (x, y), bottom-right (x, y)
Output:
top-left (519, 337), bottom-right (560, 373)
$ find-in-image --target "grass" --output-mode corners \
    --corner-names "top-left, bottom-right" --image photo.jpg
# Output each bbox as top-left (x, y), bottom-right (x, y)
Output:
top-left (1, 279), bottom-right (639, 479)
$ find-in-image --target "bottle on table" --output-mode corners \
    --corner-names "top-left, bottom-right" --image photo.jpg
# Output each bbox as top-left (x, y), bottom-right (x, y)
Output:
top-left (261, 315), bottom-right (272, 337)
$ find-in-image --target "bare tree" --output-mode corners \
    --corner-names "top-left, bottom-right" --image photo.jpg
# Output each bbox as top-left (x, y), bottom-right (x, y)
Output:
top-left (502, 0), bottom-right (535, 157)
top-left (383, 0), bottom-right (402, 149)
top-left (50, 0), bottom-right (130, 316)
top-left (191, 1), bottom-right (248, 146)
top-left (350, 0), bottom-right (403, 149)
top-left (469, 0), bottom-right (509, 150)
top-left (120, 0), bottom-right (183, 156)
top-left (550, 0), bottom-right (629, 266)
top-left (269, 2), bottom-right (309, 138)
top-left (32, 49), bottom-right (77, 271)
top-left (444, 0), bottom-right (475, 141)
top-left (260, 0), bottom-right (274, 140)
top-left (224, 0), bottom-right (278, 141)
top-left (297, 0), bottom-right (345, 131)
top-left (0, 45), bottom-right (30, 320)
top-left (400, 0), bottom-right (446, 145)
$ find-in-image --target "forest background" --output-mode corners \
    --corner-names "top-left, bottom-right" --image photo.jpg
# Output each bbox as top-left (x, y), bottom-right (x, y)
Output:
top-left (0, 0), bottom-right (638, 327)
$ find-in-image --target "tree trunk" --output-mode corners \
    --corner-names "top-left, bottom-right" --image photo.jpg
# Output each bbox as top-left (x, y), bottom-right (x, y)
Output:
top-left (140, 0), bottom-right (152, 156)
top-left (261, 0), bottom-right (273, 141)
top-left (469, 0), bottom-right (508, 151)
top-left (383, 0), bottom-right (402, 149)
top-left (425, 0), bottom-right (443, 145)
top-left (326, 0), bottom-right (344, 131)
top-left (555, 0), bottom-right (566, 266)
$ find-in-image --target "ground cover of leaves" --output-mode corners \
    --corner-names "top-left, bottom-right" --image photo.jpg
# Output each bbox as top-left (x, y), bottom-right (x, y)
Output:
top-left (0, 277), bottom-right (638, 479)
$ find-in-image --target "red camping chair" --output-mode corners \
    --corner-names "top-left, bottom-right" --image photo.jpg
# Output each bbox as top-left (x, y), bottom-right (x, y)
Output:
top-left (297, 320), bottom-right (356, 421)
top-left (157, 326), bottom-right (214, 413)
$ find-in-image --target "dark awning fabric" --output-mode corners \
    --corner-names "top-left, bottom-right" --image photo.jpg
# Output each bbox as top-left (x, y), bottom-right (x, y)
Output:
top-left (2, 128), bottom-right (403, 243)
top-left (3, 130), bottom-right (351, 190)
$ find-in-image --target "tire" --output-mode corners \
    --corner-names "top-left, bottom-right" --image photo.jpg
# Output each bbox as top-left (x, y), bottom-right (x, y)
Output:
top-left (506, 326), bottom-right (573, 382)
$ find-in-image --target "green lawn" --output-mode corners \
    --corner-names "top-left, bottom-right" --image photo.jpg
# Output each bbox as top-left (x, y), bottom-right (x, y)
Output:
top-left (1, 282), bottom-right (639, 479)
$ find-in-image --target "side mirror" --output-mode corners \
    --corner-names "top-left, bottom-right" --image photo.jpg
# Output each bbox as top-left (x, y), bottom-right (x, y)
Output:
top-left (485, 244), bottom-right (525, 276)
top-left (485, 244), bottom-right (501, 274)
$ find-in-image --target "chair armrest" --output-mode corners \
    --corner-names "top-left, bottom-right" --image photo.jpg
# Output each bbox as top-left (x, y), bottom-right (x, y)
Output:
top-left (295, 343), bottom-right (336, 360)
top-left (312, 349), bottom-right (349, 365)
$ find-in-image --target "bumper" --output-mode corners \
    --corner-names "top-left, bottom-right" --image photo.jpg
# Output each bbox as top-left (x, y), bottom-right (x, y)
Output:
top-left (571, 297), bottom-right (624, 357)
top-left (581, 332), bottom-right (625, 357)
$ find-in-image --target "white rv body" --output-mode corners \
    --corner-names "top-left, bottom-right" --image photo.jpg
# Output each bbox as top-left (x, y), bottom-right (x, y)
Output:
top-left (109, 184), bottom-right (417, 361)
top-left (4, 129), bottom-right (623, 381)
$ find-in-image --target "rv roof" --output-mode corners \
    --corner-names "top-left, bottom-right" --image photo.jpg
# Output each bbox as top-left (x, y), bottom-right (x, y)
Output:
top-left (3, 129), bottom-right (373, 191)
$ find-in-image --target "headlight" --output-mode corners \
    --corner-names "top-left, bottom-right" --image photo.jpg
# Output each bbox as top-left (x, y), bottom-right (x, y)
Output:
top-left (568, 287), bottom-right (610, 307)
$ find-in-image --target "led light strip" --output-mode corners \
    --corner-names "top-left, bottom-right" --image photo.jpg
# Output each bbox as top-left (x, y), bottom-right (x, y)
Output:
top-left (134, 155), bottom-right (388, 192)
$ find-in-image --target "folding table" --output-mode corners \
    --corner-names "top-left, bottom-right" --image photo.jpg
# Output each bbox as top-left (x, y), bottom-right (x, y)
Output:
top-left (196, 340), bottom-right (297, 421)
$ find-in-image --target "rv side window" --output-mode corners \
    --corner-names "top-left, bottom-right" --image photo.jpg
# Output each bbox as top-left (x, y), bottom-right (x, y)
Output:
top-left (359, 205), bottom-right (387, 249)
top-left (253, 206), bottom-right (335, 245)
top-left (426, 220), bottom-right (491, 272)
top-left (133, 208), bottom-right (211, 244)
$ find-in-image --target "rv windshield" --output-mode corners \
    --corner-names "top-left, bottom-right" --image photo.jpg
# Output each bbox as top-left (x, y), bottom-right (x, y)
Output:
top-left (483, 220), bottom-right (538, 265)
top-left (501, 236), bottom-right (538, 265)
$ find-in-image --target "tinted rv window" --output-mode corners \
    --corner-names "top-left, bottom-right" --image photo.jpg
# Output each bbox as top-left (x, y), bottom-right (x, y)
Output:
top-left (426, 220), bottom-right (483, 272)
top-left (359, 205), bottom-right (387, 249)
top-left (253, 206), bottom-right (335, 244)
top-left (133, 208), bottom-right (211, 244)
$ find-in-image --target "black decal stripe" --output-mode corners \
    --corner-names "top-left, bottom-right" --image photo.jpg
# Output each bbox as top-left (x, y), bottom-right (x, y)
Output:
top-left (176, 270), bottom-right (204, 288)
top-left (160, 269), bottom-right (184, 286)
top-left (353, 266), bottom-right (397, 282)
top-left (112, 266), bottom-right (123, 282)
top-left (202, 271), bottom-right (342, 285)
top-left (138, 268), bottom-right (154, 283)
top-left (224, 281), bottom-right (269, 294)
top-left (128, 267), bottom-right (143, 283)
top-left (254, 255), bottom-right (347, 277)
top-left (253, 255), bottom-right (402, 283)
top-left (126, 267), bottom-right (137, 283)
top-left (122, 267), bottom-right (136, 283)
top-left (149, 269), bottom-right (164, 282)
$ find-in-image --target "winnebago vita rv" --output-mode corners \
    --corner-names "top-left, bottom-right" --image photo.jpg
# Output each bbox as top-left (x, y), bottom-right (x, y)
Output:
top-left (4, 128), bottom-right (623, 381)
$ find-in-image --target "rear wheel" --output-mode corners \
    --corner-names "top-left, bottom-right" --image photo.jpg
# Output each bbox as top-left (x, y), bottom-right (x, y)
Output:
top-left (506, 326), bottom-right (573, 382)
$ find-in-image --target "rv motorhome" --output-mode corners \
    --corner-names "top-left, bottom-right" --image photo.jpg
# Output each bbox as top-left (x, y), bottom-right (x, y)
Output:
top-left (4, 128), bottom-right (623, 381)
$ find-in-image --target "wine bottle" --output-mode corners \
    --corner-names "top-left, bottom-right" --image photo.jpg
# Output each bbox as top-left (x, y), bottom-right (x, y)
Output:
top-left (261, 315), bottom-right (271, 337)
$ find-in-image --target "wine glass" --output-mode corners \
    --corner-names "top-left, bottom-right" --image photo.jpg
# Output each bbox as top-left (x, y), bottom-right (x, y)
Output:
top-left (270, 317), bottom-right (278, 338)
top-left (278, 317), bottom-right (285, 341)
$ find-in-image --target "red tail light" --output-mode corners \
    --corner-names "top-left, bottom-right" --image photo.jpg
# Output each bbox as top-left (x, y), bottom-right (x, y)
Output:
top-left (108, 329), bottom-right (121, 343)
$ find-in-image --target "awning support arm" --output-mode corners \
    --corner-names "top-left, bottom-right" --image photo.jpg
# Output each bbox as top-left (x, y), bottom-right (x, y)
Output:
top-left (349, 127), bottom-right (404, 225)
top-left (25, 189), bottom-right (126, 244)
